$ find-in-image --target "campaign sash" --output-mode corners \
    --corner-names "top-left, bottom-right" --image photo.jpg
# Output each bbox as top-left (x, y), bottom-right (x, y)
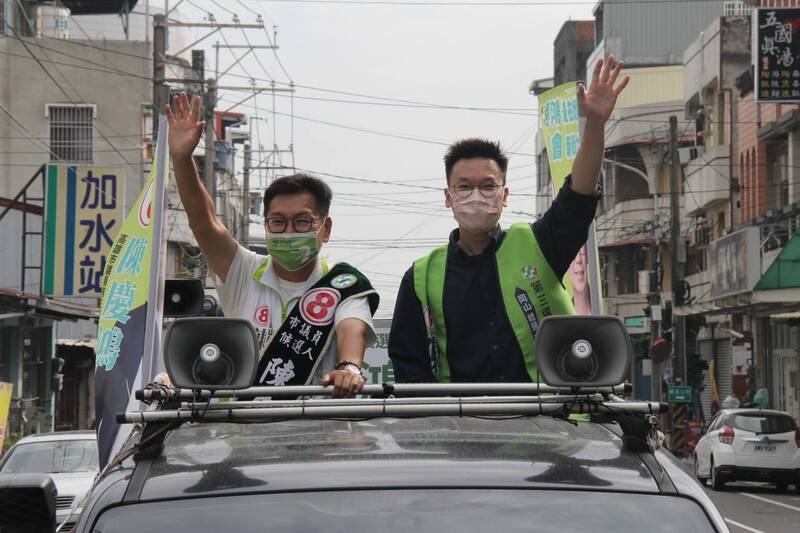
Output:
top-left (255, 263), bottom-right (378, 386)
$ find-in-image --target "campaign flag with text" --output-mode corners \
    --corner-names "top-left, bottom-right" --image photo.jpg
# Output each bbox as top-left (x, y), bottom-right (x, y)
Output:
top-left (95, 115), bottom-right (169, 468)
top-left (0, 382), bottom-right (13, 454)
top-left (538, 82), bottom-right (603, 315)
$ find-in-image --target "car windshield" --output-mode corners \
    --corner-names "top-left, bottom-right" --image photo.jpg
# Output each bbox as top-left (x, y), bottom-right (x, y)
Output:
top-left (94, 489), bottom-right (715, 533)
top-left (731, 413), bottom-right (797, 434)
top-left (1, 439), bottom-right (98, 474)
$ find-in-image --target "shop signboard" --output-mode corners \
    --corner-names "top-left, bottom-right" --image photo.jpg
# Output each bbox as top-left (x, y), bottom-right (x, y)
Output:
top-left (755, 8), bottom-right (800, 102)
top-left (710, 227), bottom-right (761, 299)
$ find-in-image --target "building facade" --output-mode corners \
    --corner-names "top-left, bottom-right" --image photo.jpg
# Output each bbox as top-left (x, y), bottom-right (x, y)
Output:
top-left (0, 1), bottom-right (249, 437)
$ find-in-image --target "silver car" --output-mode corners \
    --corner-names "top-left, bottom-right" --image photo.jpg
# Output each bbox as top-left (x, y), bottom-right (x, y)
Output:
top-left (0, 430), bottom-right (98, 531)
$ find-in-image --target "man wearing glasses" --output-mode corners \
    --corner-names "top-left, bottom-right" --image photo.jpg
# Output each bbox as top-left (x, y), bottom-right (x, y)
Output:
top-left (389, 56), bottom-right (629, 383)
top-left (164, 93), bottom-right (378, 397)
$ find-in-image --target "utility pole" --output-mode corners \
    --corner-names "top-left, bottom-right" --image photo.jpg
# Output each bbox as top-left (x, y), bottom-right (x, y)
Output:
top-left (649, 239), bottom-right (662, 403)
top-left (669, 115), bottom-right (687, 384)
top-left (152, 14), bottom-right (168, 141)
top-left (242, 143), bottom-right (251, 246)
top-left (204, 78), bottom-right (217, 214)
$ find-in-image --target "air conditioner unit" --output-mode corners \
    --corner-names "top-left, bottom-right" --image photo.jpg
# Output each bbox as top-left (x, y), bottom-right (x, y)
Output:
top-left (678, 147), bottom-right (697, 164)
top-left (694, 224), bottom-right (710, 246)
top-left (638, 270), bottom-right (650, 295)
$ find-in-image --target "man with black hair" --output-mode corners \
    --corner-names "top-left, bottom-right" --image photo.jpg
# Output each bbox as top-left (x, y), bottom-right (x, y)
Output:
top-left (389, 56), bottom-right (629, 383)
top-left (163, 93), bottom-right (378, 397)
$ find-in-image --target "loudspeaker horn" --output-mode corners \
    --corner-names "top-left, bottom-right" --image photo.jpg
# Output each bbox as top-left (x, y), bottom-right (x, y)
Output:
top-left (163, 278), bottom-right (205, 317)
top-left (535, 315), bottom-right (632, 387)
top-left (164, 317), bottom-right (258, 390)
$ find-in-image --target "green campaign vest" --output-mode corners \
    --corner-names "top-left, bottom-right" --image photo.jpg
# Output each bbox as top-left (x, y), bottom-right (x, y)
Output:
top-left (413, 223), bottom-right (575, 382)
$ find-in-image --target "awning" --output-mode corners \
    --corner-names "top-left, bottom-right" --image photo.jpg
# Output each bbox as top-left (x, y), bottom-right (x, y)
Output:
top-left (0, 288), bottom-right (98, 322)
top-left (758, 109), bottom-right (800, 141)
top-left (753, 231), bottom-right (800, 303)
top-left (770, 311), bottom-right (800, 320)
top-left (599, 237), bottom-right (653, 249)
top-left (57, 338), bottom-right (97, 350)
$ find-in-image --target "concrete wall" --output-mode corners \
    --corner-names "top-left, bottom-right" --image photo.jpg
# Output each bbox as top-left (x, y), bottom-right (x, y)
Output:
top-left (594, 0), bottom-right (726, 66)
top-left (738, 95), bottom-right (800, 224)
top-left (614, 66), bottom-right (684, 109)
top-left (553, 20), bottom-right (595, 85)
top-left (0, 37), bottom-right (150, 207)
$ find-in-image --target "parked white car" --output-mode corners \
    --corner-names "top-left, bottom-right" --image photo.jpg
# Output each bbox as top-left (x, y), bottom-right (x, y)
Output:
top-left (693, 408), bottom-right (800, 492)
top-left (0, 430), bottom-right (98, 531)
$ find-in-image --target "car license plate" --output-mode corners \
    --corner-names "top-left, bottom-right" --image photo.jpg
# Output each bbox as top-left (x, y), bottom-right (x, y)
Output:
top-left (754, 444), bottom-right (776, 452)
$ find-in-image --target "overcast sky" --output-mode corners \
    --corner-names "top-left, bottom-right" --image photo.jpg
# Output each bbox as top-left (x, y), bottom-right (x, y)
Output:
top-left (179, 0), bottom-right (596, 316)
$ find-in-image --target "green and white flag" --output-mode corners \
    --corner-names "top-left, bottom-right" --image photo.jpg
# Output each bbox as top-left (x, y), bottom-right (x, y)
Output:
top-left (95, 115), bottom-right (169, 468)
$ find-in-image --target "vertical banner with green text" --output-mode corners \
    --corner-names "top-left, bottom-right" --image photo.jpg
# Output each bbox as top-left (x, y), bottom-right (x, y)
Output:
top-left (538, 82), bottom-right (604, 315)
top-left (95, 115), bottom-right (169, 468)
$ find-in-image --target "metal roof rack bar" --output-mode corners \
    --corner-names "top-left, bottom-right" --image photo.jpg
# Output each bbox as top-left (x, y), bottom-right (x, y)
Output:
top-left (135, 382), bottom-right (633, 402)
top-left (118, 398), bottom-right (666, 424)
top-left (178, 394), bottom-right (606, 409)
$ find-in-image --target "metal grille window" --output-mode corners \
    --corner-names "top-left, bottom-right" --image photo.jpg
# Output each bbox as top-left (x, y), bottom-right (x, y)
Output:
top-left (723, 1), bottom-right (751, 17)
top-left (48, 105), bottom-right (94, 162)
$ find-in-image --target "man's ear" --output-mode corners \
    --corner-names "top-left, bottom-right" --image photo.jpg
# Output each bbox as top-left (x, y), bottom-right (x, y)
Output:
top-left (321, 216), bottom-right (332, 243)
top-left (502, 186), bottom-right (509, 207)
top-left (444, 187), bottom-right (452, 208)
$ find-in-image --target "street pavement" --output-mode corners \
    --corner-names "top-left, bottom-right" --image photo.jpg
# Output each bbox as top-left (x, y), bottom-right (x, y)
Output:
top-left (684, 457), bottom-right (800, 532)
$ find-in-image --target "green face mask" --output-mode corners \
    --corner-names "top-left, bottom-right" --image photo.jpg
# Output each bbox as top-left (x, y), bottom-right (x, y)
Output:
top-left (265, 229), bottom-right (322, 271)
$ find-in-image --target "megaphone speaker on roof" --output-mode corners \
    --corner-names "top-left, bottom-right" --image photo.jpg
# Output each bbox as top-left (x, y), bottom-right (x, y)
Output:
top-left (535, 315), bottom-right (632, 387)
top-left (163, 278), bottom-right (205, 317)
top-left (164, 317), bottom-right (258, 390)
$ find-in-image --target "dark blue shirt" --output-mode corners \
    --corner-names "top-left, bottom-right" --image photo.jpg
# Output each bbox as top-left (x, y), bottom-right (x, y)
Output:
top-left (388, 178), bottom-right (600, 383)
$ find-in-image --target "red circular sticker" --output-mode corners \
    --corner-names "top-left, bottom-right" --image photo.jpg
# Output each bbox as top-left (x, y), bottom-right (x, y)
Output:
top-left (138, 181), bottom-right (154, 228)
top-left (299, 288), bottom-right (340, 326)
top-left (254, 306), bottom-right (270, 327)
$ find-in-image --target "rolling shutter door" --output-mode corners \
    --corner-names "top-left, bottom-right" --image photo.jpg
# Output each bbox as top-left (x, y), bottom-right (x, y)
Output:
top-left (699, 339), bottom-right (714, 420)
top-left (715, 338), bottom-right (733, 403)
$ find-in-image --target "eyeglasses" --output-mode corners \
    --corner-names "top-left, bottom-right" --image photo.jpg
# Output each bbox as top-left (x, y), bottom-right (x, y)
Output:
top-left (449, 182), bottom-right (502, 200)
top-left (266, 216), bottom-right (321, 233)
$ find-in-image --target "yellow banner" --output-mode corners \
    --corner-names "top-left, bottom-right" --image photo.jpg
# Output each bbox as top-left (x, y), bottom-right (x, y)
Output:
top-left (44, 165), bottom-right (125, 297)
top-left (538, 82), bottom-right (581, 191)
top-left (538, 81), bottom-right (603, 315)
top-left (0, 382), bottom-right (13, 454)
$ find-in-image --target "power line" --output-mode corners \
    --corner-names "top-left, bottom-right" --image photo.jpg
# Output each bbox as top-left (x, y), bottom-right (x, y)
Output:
top-left (244, 0), bottom-right (725, 5)
top-left (57, 0), bottom-right (151, 101)
top-left (9, 4), bottom-right (141, 172)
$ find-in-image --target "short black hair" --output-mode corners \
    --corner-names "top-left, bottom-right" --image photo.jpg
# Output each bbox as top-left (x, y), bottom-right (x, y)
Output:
top-left (263, 173), bottom-right (332, 217)
top-left (444, 138), bottom-right (509, 184)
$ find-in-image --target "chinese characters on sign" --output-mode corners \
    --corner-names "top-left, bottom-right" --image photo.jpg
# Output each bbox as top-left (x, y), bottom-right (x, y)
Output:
top-left (541, 95), bottom-right (581, 170)
top-left (756, 8), bottom-right (800, 102)
top-left (362, 322), bottom-right (394, 384)
top-left (95, 177), bottom-right (156, 371)
top-left (44, 165), bottom-right (125, 297)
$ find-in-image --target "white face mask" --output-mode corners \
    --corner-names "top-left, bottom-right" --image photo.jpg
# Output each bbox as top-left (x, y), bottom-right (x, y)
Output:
top-left (448, 189), bottom-right (504, 233)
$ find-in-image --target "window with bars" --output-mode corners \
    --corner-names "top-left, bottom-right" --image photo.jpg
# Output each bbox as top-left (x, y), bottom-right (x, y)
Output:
top-left (723, 1), bottom-right (752, 17)
top-left (48, 105), bottom-right (95, 162)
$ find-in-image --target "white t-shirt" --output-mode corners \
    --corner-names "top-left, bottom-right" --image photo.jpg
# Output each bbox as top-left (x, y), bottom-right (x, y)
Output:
top-left (216, 245), bottom-right (377, 383)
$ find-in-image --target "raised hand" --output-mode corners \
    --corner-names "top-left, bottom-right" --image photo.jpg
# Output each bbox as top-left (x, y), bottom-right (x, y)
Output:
top-left (164, 92), bottom-right (204, 160)
top-left (578, 55), bottom-right (630, 125)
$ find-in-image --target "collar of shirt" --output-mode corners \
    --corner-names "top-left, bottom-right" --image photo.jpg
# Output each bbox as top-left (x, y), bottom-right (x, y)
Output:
top-left (449, 225), bottom-right (504, 258)
top-left (253, 255), bottom-right (327, 290)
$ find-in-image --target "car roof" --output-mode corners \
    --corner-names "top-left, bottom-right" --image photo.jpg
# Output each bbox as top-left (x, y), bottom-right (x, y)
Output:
top-left (16, 430), bottom-right (96, 444)
top-left (132, 416), bottom-right (662, 501)
top-left (717, 408), bottom-right (795, 417)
